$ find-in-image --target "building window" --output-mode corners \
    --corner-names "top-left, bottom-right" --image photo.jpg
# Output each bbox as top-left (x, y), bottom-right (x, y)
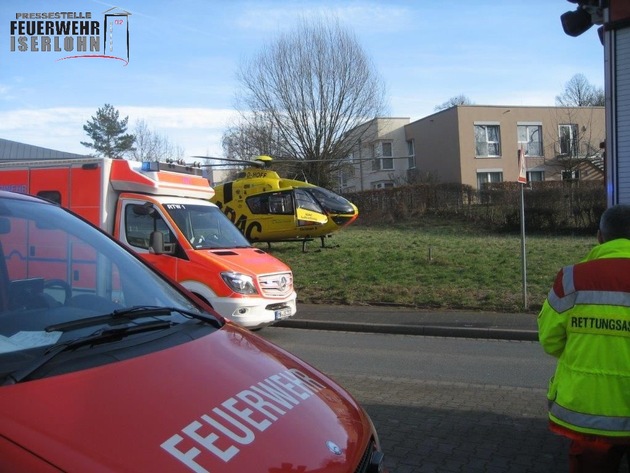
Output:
top-left (477, 171), bottom-right (503, 188)
top-left (372, 181), bottom-right (394, 190)
top-left (475, 124), bottom-right (501, 157)
top-left (339, 154), bottom-right (355, 186)
top-left (381, 142), bottom-right (393, 170)
top-left (518, 124), bottom-right (542, 156)
top-left (559, 124), bottom-right (578, 157)
top-left (382, 142), bottom-right (392, 156)
top-left (562, 169), bottom-right (580, 181)
top-left (527, 170), bottom-right (544, 182)
top-left (371, 141), bottom-right (394, 171)
top-left (339, 170), bottom-right (348, 187)
top-left (407, 140), bottom-right (415, 169)
top-left (342, 153), bottom-right (354, 171)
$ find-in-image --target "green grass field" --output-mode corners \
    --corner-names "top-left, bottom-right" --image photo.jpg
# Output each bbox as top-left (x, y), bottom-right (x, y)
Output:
top-left (257, 217), bottom-right (596, 314)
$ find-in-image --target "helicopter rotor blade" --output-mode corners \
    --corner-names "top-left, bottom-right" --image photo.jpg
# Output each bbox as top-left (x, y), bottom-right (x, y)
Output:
top-left (190, 154), bottom-right (401, 166)
top-left (191, 156), bottom-right (266, 168)
top-left (190, 156), bottom-right (252, 163)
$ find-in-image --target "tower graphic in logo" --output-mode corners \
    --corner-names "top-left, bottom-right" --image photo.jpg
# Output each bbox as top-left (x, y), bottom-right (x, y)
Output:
top-left (103, 7), bottom-right (131, 64)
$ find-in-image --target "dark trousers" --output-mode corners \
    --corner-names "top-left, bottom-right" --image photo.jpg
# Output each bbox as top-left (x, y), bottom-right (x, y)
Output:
top-left (569, 439), bottom-right (630, 472)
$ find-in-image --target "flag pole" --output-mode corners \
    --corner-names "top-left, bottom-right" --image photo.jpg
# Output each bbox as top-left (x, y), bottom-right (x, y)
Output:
top-left (517, 147), bottom-right (528, 310)
top-left (520, 182), bottom-right (528, 310)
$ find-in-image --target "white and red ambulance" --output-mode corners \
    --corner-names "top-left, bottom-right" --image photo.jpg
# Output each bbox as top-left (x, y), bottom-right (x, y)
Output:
top-left (0, 190), bottom-right (386, 472)
top-left (0, 157), bottom-right (296, 330)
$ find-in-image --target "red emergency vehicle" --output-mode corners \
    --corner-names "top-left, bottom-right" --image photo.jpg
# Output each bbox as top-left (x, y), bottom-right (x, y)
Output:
top-left (0, 157), bottom-right (297, 329)
top-left (0, 190), bottom-right (386, 472)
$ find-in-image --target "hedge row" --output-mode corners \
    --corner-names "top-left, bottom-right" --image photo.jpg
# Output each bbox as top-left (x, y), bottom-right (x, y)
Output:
top-left (344, 181), bottom-right (606, 233)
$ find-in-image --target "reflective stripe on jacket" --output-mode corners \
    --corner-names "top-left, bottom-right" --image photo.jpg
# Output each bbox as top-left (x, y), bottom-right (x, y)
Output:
top-left (538, 238), bottom-right (630, 438)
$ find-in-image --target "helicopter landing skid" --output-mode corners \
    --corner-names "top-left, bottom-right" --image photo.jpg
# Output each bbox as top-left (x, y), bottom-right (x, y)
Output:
top-left (306, 235), bottom-right (338, 252)
top-left (264, 238), bottom-right (314, 252)
top-left (263, 236), bottom-right (338, 253)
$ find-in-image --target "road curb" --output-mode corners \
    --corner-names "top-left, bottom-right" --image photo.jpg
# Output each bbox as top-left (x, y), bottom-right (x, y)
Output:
top-left (275, 319), bottom-right (539, 341)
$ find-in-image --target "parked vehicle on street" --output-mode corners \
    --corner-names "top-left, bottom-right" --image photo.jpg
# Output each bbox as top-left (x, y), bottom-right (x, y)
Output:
top-left (0, 190), bottom-right (385, 472)
top-left (0, 158), bottom-right (296, 329)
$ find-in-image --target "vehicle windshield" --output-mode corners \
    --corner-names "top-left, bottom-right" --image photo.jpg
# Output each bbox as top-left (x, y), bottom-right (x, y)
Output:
top-left (0, 193), bottom-right (219, 367)
top-left (164, 203), bottom-right (251, 249)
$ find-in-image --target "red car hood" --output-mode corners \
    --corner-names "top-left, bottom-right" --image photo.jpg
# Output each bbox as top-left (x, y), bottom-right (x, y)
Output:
top-left (0, 324), bottom-right (371, 472)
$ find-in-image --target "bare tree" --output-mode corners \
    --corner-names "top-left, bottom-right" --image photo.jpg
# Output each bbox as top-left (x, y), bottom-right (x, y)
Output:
top-left (234, 16), bottom-right (387, 188)
top-left (131, 120), bottom-right (184, 162)
top-left (222, 113), bottom-right (283, 161)
top-left (434, 94), bottom-right (474, 111)
top-left (222, 117), bottom-right (316, 181)
top-left (555, 74), bottom-right (605, 106)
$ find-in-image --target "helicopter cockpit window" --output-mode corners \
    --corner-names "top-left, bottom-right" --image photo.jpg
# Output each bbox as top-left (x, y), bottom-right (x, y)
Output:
top-left (294, 188), bottom-right (323, 213)
top-left (268, 194), bottom-right (293, 215)
top-left (246, 195), bottom-right (266, 214)
top-left (246, 192), bottom-right (294, 216)
top-left (303, 187), bottom-right (355, 214)
top-left (125, 204), bottom-right (175, 250)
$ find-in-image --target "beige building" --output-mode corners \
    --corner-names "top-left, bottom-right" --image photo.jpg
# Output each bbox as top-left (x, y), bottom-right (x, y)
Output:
top-left (339, 117), bottom-right (411, 192)
top-left (340, 106), bottom-right (605, 191)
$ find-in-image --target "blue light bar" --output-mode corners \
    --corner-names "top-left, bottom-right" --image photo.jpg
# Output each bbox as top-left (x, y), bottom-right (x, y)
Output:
top-left (141, 162), bottom-right (160, 172)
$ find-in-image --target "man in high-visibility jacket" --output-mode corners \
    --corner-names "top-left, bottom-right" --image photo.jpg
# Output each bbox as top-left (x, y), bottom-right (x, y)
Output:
top-left (539, 204), bottom-right (630, 472)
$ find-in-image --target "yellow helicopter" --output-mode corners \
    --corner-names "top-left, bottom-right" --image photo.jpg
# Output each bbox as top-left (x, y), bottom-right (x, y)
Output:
top-left (198, 155), bottom-right (359, 248)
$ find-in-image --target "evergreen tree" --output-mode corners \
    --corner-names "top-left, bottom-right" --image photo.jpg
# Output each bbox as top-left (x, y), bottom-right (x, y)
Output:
top-left (81, 104), bottom-right (136, 158)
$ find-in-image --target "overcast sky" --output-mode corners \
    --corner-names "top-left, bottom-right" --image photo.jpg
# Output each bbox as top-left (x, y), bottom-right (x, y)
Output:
top-left (0, 0), bottom-right (605, 158)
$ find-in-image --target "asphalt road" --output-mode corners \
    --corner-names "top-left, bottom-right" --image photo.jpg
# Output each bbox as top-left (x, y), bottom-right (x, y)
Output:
top-left (261, 327), bottom-right (571, 473)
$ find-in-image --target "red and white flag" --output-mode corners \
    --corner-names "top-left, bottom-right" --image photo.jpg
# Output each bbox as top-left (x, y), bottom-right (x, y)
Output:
top-left (517, 147), bottom-right (527, 184)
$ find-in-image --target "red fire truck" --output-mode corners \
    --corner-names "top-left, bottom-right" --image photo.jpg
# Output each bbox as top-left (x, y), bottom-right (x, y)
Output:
top-left (0, 190), bottom-right (386, 472)
top-left (0, 157), bottom-right (296, 330)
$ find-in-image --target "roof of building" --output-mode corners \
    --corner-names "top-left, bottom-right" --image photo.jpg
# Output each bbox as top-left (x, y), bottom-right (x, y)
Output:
top-left (0, 138), bottom-right (87, 161)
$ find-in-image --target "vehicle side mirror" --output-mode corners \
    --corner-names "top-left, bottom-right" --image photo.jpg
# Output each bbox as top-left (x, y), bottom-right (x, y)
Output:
top-left (149, 231), bottom-right (164, 254)
top-left (149, 231), bottom-right (176, 255)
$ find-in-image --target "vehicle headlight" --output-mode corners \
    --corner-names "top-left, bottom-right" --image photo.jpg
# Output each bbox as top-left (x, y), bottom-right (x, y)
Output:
top-left (220, 272), bottom-right (258, 295)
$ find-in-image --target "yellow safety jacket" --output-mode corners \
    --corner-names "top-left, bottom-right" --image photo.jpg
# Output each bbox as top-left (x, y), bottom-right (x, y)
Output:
top-left (538, 238), bottom-right (630, 438)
